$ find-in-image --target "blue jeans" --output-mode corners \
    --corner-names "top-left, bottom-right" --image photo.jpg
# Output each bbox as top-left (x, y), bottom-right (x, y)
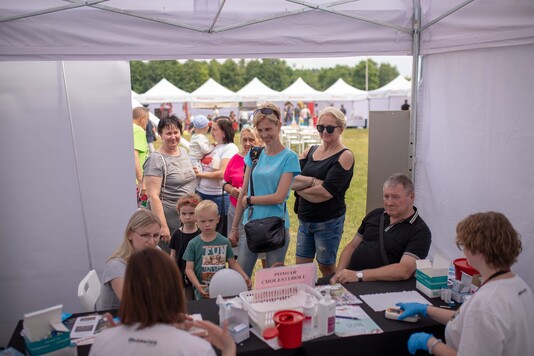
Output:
top-left (238, 228), bottom-right (290, 277)
top-left (196, 191), bottom-right (230, 216)
top-left (296, 214), bottom-right (345, 266)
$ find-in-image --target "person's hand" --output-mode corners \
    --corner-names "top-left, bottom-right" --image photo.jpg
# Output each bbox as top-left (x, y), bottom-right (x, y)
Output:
top-left (192, 320), bottom-right (236, 355)
top-left (229, 229), bottom-right (239, 247)
top-left (407, 332), bottom-right (432, 354)
top-left (230, 187), bottom-right (241, 199)
top-left (160, 226), bottom-right (171, 243)
top-left (245, 277), bottom-right (252, 290)
top-left (395, 302), bottom-right (428, 320)
top-left (101, 312), bottom-right (118, 328)
top-left (199, 284), bottom-right (210, 299)
top-left (330, 269), bottom-right (357, 284)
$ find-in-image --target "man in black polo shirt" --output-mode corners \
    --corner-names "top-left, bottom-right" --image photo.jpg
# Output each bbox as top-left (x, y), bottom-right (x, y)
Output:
top-left (330, 173), bottom-right (431, 284)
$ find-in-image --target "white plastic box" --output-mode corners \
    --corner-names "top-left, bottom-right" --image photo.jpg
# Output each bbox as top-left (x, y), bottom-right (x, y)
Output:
top-left (239, 283), bottom-right (322, 334)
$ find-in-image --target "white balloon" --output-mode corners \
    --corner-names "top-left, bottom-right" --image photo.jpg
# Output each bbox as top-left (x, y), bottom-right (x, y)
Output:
top-left (209, 269), bottom-right (248, 298)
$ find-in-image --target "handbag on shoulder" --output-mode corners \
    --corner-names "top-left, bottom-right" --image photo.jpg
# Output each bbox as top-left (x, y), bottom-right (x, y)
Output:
top-left (244, 146), bottom-right (286, 253)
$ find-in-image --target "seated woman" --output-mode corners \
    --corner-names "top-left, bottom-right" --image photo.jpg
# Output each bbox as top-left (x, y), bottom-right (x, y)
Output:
top-left (96, 209), bottom-right (161, 310)
top-left (90, 248), bottom-right (235, 356)
top-left (397, 211), bottom-right (534, 356)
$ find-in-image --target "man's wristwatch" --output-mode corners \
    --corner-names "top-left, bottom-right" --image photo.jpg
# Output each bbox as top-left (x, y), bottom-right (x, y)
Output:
top-left (246, 196), bottom-right (252, 206)
top-left (356, 271), bottom-right (364, 283)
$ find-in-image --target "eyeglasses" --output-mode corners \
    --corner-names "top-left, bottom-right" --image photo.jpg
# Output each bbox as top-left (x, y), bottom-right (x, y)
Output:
top-left (316, 125), bottom-right (341, 134)
top-left (253, 108), bottom-right (280, 120)
top-left (456, 243), bottom-right (464, 251)
top-left (135, 231), bottom-right (162, 241)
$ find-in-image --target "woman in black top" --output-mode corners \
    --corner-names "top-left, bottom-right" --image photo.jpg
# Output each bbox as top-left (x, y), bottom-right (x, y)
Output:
top-left (292, 107), bottom-right (354, 276)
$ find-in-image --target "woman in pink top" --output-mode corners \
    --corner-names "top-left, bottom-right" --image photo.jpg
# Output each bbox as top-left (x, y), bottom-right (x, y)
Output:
top-left (223, 127), bottom-right (259, 256)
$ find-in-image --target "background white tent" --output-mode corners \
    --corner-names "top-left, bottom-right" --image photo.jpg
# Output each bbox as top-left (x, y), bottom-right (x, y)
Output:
top-left (1, 0), bottom-right (534, 345)
top-left (368, 75), bottom-right (411, 110)
top-left (189, 78), bottom-right (238, 110)
top-left (322, 78), bottom-right (369, 127)
top-left (138, 78), bottom-right (190, 104)
top-left (281, 77), bottom-right (330, 102)
top-left (237, 77), bottom-right (283, 103)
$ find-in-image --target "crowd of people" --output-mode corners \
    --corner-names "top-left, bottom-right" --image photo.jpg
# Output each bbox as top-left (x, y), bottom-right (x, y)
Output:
top-left (96, 102), bottom-right (533, 355)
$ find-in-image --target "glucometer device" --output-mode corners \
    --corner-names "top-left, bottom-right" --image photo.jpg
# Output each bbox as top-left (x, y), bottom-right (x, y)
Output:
top-left (385, 307), bottom-right (419, 323)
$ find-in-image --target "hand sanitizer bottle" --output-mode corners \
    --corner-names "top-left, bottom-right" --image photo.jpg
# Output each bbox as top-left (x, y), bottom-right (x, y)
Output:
top-left (317, 293), bottom-right (336, 336)
top-left (302, 294), bottom-right (316, 339)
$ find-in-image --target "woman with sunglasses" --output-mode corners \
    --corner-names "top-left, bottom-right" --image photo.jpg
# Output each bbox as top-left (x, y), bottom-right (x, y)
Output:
top-left (292, 107), bottom-right (354, 277)
top-left (396, 212), bottom-right (534, 356)
top-left (96, 209), bottom-right (162, 311)
top-left (230, 103), bottom-right (301, 277)
top-left (195, 117), bottom-right (239, 233)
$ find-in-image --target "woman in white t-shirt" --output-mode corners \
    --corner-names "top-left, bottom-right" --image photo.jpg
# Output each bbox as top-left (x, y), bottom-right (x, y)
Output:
top-left (195, 117), bottom-right (238, 231)
top-left (90, 248), bottom-right (235, 356)
top-left (396, 212), bottom-right (534, 356)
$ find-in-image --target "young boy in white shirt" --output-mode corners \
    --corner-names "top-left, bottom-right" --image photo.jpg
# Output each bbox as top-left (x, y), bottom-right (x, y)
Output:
top-left (183, 200), bottom-right (251, 299)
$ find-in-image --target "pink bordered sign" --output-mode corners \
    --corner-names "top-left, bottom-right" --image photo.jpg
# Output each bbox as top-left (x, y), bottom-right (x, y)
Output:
top-left (254, 263), bottom-right (317, 290)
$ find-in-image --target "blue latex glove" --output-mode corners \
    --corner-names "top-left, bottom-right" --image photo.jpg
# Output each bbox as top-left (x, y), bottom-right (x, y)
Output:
top-left (396, 302), bottom-right (428, 320)
top-left (407, 332), bottom-right (433, 354)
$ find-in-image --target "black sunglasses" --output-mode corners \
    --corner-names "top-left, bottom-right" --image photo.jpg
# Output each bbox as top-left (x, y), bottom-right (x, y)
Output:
top-left (253, 107), bottom-right (280, 120)
top-left (316, 125), bottom-right (341, 134)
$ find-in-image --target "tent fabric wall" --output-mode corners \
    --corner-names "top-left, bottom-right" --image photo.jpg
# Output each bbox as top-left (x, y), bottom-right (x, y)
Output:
top-left (0, 61), bottom-right (137, 344)
top-left (415, 44), bottom-right (534, 289)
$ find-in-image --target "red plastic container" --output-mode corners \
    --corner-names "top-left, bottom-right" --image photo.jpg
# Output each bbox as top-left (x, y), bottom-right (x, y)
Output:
top-left (263, 310), bottom-right (304, 349)
top-left (453, 258), bottom-right (479, 280)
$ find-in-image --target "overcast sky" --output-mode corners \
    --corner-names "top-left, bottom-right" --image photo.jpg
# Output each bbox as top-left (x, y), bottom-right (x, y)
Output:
top-left (283, 56), bottom-right (413, 77)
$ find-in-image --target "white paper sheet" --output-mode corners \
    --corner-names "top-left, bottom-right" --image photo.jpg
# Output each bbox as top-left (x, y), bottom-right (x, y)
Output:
top-left (359, 290), bottom-right (430, 312)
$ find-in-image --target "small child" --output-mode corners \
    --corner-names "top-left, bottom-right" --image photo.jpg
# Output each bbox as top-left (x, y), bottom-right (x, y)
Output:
top-left (189, 115), bottom-right (213, 170)
top-left (184, 200), bottom-right (251, 299)
top-left (169, 193), bottom-right (202, 300)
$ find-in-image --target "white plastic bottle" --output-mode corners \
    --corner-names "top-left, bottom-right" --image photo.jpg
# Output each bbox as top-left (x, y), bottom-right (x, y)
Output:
top-left (302, 294), bottom-right (316, 339)
top-left (317, 293), bottom-right (336, 336)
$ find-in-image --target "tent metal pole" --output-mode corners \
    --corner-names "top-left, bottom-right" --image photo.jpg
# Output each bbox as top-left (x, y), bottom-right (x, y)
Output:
top-left (60, 62), bottom-right (94, 270)
top-left (0, 0), bottom-right (107, 23)
top-left (409, 0), bottom-right (421, 181)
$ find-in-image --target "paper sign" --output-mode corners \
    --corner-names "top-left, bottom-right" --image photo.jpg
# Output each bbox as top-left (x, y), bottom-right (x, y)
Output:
top-left (254, 263), bottom-right (317, 289)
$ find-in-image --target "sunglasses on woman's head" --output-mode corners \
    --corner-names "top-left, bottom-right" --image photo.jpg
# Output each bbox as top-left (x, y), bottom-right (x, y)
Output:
top-left (316, 125), bottom-right (341, 134)
top-left (253, 107), bottom-right (280, 120)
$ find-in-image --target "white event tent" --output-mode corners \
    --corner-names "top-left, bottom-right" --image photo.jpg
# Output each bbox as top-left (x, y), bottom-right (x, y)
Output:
top-left (237, 77), bottom-right (283, 103)
top-left (138, 78), bottom-right (190, 104)
top-left (368, 75), bottom-right (411, 111)
top-left (189, 78), bottom-right (238, 108)
top-left (1, 0), bottom-right (534, 345)
top-left (322, 78), bottom-right (369, 127)
top-left (281, 77), bottom-right (330, 102)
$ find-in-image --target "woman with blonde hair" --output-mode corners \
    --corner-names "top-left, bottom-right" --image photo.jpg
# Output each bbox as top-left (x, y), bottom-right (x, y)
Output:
top-left (229, 102), bottom-right (300, 277)
top-left (96, 209), bottom-right (161, 310)
top-left (292, 106), bottom-right (354, 277)
top-left (91, 248), bottom-right (235, 356)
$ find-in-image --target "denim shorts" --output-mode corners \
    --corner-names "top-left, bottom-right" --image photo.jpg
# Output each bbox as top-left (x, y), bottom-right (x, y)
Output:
top-left (296, 214), bottom-right (345, 265)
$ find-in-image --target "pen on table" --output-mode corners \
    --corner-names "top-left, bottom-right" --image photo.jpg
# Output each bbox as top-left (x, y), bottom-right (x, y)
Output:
top-left (336, 316), bottom-right (360, 320)
top-left (439, 305), bottom-right (452, 309)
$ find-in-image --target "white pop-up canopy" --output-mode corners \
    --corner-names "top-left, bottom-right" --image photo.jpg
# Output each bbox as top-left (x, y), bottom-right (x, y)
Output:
top-left (237, 77), bottom-right (283, 102)
top-left (368, 75), bottom-right (411, 99)
top-left (324, 78), bottom-right (368, 101)
top-left (189, 78), bottom-right (238, 106)
top-left (281, 77), bottom-right (329, 102)
top-left (2, 0), bottom-right (534, 345)
top-left (139, 78), bottom-right (190, 103)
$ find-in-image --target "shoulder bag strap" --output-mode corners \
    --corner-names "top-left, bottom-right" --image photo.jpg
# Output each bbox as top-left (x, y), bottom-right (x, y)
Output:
top-left (154, 152), bottom-right (167, 200)
top-left (379, 211), bottom-right (390, 266)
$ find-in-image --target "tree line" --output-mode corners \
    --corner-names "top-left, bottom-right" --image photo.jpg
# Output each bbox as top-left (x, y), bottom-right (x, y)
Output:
top-left (130, 58), bottom-right (405, 95)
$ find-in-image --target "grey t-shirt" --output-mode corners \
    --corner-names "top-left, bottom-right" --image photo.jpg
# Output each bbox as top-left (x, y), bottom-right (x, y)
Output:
top-left (143, 147), bottom-right (197, 210)
top-left (96, 258), bottom-right (126, 311)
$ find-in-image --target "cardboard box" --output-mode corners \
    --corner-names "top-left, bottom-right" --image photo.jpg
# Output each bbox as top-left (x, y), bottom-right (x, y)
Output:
top-left (415, 254), bottom-right (450, 298)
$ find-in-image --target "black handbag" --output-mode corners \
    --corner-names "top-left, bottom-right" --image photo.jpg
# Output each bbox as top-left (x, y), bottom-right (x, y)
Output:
top-left (244, 147), bottom-right (286, 253)
top-left (216, 185), bottom-right (228, 237)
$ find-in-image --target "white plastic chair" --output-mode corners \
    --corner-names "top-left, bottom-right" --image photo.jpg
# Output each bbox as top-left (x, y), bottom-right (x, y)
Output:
top-left (77, 270), bottom-right (101, 312)
top-left (208, 269), bottom-right (248, 298)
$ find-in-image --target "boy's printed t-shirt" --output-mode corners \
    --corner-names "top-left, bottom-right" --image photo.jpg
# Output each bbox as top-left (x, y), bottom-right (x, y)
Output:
top-left (183, 233), bottom-right (235, 299)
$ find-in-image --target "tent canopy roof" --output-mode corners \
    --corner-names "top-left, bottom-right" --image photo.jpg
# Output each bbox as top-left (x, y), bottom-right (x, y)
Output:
top-left (140, 78), bottom-right (190, 103)
top-left (281, 77), bottom-right (328, 101)
top-left (190, 78), bottom-right (237, 103)
top-left (237, 77), bottom-right (282, 102)
top-left (324, 78), bottom-right (368, 101)
top-left (1, 0), bottom-right (533, 61)
top-left (368, 75), bottom-right (411, 98)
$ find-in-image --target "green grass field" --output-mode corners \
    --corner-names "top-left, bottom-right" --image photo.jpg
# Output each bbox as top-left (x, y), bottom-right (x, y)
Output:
top-left (179, 128), bottom-right (369, 275)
